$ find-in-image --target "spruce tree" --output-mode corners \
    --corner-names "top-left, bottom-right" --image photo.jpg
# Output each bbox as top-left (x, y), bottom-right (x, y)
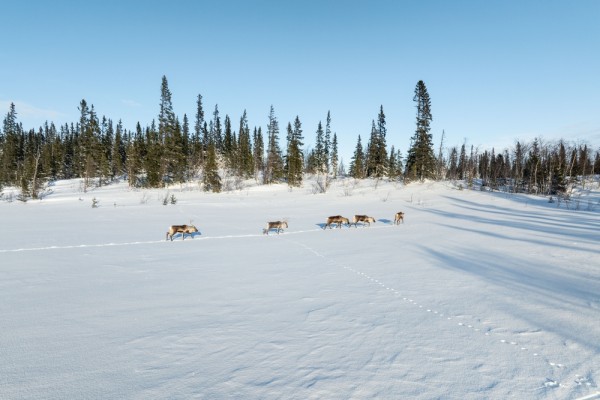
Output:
top-left (223, 114), bottom-right (234, 169)
top-left (265, 105), bottom-right (284, 184)
top-left (388, 146), bottom-right (403, 180)
top-left (211, 105), bottom-right (223, 154)
top-left (365, 107), bottom-right (388, 178)
top-left (181, 114), bottom-right (191, 180)
top-left (193, 94), bottom-right (205, 169)
top-left (158, 76), bottom-right (184, 184)
top-left (1, 102), bottom-right (20, 186)
top-left (331, 133), bottom-right (339, 178)
top-left (405, 81), bottom-right (435, 182)
top-left (324, 111), bottom-right (331, 174)
top-left (349, 135), bottom-right (365, 179)
top-left (253, 126), bottom-right (264, 180)
top-left (78, 100), bottom-right (102, 190)
top-left (458, 143), bottom-right (467, 180)
top-left (447, 146), bottom-right (458, 180)
top-left (237, 110), bottom-right (253, 178)
top-left (112, 120), bottom-right (126, 179)
top-left (145, 121), bottom-right (163, 187)
top-left (286, 116), bottom-right (304, 187)
top-left (314, 121), bottom-right (326, 174)
top-left (203, 139), bottom-right (221, 192)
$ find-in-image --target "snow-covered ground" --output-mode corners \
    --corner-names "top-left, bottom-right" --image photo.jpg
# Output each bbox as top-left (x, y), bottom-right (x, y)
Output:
top-left (1, 177), bottom-right (599, 399)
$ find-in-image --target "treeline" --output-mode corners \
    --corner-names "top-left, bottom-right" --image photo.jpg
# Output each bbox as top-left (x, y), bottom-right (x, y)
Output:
top-left (1, 77), bottom-right (599, 200)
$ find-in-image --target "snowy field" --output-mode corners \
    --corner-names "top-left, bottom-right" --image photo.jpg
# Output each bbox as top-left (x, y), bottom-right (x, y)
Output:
top-left (1, 177), bottom-right (599, 399)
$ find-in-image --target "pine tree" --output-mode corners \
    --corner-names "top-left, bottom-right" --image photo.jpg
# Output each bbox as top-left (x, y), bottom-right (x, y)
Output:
top-left (1, 102), bottom-right (21, 186)
top-left (99, 117), bottom-right (113, 184)
top-left (365, 106), bottom-right (388, 178)
top-left (181, 114), bottom-right (191, 180)
top-left (265, 105), bottom-right (284, 184)
top-left (237, 110), bottom-right (253, 178)
top-left (436, 129), bottom-right (446, 180)
top-left (223, 114), bottom-right (234, 169)
top-left (331, 133), bottom-right (339, 178)
top-left (78, 100), bottom-right (102, 190)
top-left (112, 120), bottom-right (126, 179)
top-left (593, 150), bottom-right (600, 176)
top-left (145, 121), bottom-right (163, 187)
top-left (211, 104), bottom-right (223, 154)
top-left (388, 145), bottom-right (399, 180)
top-left (314, 121), bottom-right (326, 174)
top-left (193, 94), bottom-right (205, 169)
top-left (324, 111), bottom-right (331, 174)
top-left (158, 76), bottom-right (184, 184)
top-left (405, 81), bottom-right (435, 182)
top-left (447, 146), bottom-right (458, 180)
top-left (388, 146), bottom-right (403, 180)
top-left (349, 135), bottom-right (365, 178)
top-left (286, 116), bottom-right (304, 187)
top-left (253, 126), bottom-right (264, 180)
top-left (457, 143), bottom-right (467, 180)
top-left (513, 141), bottom-right (525, 189)
top-left (203, 139), bottom-right (221, 192)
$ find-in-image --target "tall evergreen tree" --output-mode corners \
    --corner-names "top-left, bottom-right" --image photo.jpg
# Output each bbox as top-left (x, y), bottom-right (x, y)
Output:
top-left (127, 122), bottom-right (146, 187)
top-left (145, 121), bottom-right (163, 187)
top-left (314, 121), bottom-right (326, 174)
top-left (211, 104), bottom-right (223, 154)
top-left (457, 143), bottom-right (467, 180)
top-left (78, 100), bottom-right (102, 190)
top-left (223, 114), bottom-right (234, 168)
top-left (1, 102), bottom-right (20, 186)
top-left (286, 116), bottom-right (304, 187)
top-left (253, 126), bottom-right (264, 180)
top-left (203, 139), bottom-right (221, 192)
top-left (158, 75), bottom-right (184, 184)
top-left (405, 81), bottom-right (435, 181)
top-left (181, 114), bottom-right (191, 179)
top-left (331, 133), bottom-right (339, 178)
top-left (324, 111), bottom-right (332, 174)
top-left (237, 110), bottom-right (253, 178)
top-left (349, 135), bottom-right (365, 179)
top-left (366, 106), bottom-right (388, 178)
top-left (265, 105), bottom-right (284, 184)
top-left (193, 94), bottom-right (205, 169)
top-left (112, 120), bottom-right (126, 179)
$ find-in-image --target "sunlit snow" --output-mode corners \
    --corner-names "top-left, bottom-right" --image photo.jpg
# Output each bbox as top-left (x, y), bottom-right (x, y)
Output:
top-left (1, 178), bottom-right (599, 399)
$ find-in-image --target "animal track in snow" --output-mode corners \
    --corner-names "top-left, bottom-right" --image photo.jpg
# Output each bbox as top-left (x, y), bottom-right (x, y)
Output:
top-left (281, 235), bottom-right (584, 395)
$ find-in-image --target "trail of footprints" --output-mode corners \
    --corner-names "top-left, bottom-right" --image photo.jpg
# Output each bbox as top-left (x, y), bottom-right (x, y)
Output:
top-left (284, 236), bottom-right (595, 393)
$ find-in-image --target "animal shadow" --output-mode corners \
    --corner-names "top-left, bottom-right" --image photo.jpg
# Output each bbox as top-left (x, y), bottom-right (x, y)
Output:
top-left (378, 219), bottom-right (393, 225)
top-left (173, 231), bottom-right (201, 240)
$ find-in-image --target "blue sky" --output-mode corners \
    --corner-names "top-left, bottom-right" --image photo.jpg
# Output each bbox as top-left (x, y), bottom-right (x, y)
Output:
top-left (2, 0), bottom-right (599, 162)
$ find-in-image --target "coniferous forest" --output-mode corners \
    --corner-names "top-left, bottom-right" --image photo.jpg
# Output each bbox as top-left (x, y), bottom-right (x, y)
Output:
top-left (1, 76), bottom-right (599, 201)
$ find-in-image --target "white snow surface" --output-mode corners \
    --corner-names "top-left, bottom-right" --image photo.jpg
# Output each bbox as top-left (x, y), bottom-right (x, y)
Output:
top-left (1, 178), bottom-right (599, 399)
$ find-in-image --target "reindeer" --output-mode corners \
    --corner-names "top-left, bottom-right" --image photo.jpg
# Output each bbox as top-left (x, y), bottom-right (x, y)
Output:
top-left (263, 221), bottom-right (288, 235)
top-left (166, 224), bottom-right (199, 241)
top-left (394, 212), bottom-right (404, 225)
top-left (353, 215), bottom-right (376, 227)
top-left (325, 215), bottom-right (350, 229)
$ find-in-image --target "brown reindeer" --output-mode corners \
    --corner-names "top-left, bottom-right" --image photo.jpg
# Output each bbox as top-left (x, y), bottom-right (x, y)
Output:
top-left (325, 215), bottom-right (350, 229)
top-left (394, 212), bottom-right (404, 225)
top-left (166, 224), bottom-right (199, 241)
top-left (264, 221), bottom-right (288, 235)
top-left (353, 215), bottom-right (376, 227)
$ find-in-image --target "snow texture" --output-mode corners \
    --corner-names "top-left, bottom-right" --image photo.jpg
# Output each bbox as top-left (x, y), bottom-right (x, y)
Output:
top-left (1, 178), bottom-right (599, 399)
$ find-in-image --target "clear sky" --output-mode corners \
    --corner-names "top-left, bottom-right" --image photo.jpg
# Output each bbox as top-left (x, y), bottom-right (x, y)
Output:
top-left (2, 0), bottom-right (599, 162)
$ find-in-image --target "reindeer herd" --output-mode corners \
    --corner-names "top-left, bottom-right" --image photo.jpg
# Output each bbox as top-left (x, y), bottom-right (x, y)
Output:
top-left (166, 212), bottom-right (405, 240)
